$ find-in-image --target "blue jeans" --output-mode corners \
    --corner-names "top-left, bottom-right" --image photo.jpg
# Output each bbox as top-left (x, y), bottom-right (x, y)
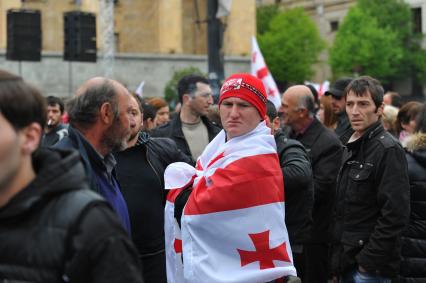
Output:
top-left (340, 270), bottom-right (391, 283)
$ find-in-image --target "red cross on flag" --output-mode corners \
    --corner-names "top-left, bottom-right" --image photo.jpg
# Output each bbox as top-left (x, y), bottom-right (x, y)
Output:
top-left (164, 122), bottom-right (296, 283)
top-left (251, 36), bottom-right (281, 110)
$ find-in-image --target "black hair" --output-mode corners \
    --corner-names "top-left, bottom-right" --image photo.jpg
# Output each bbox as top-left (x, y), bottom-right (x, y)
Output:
top-left (415, 103), bottom-right (426, 133)
top-left (177, 74), bottom-right (209, 103)
top-left (266, 100), bottom-right (277, 121)
top-left (46, 96), bottom-right (65, 113)
top-left (0, 69), bottom-right (46, 131)
top-left (344, 76), bottom-right (384, 109)
top-left (141, 102), bottom-right (157, 122)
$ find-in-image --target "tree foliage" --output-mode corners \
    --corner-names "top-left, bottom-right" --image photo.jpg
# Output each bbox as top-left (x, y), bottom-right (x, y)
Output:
top-left (256, 4), bottom-right (279, 35)
top-left (330, 0), bottom-right (426, 83)
top-left (258, 8), bottom-right (325, 84)
top-left (164, 67), bottom-right (204, 109)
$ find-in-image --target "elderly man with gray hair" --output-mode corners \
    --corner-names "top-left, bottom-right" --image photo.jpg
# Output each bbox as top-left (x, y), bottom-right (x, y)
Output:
top-left (280, 85), bottom-right (343, 283)
top-left (55, 77), bottom-right (134, 233)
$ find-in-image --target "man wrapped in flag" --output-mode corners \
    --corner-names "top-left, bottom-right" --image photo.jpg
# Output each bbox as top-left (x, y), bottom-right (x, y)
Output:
top-left (164, 73), bottom-right (297, 283)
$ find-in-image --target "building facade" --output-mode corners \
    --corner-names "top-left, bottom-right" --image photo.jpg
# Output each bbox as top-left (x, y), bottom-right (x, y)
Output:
top-left (0, 0), bottom-right (255, 97)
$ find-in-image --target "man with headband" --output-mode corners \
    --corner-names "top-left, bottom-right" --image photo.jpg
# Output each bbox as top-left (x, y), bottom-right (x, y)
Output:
top-left (164, 73), bottom-right (298, 283)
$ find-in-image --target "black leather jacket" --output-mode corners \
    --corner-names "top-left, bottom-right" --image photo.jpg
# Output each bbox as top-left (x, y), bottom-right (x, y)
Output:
top-left (331, 122), bottom-right (410, 278)
top-left (0, 149), bottom-right (143, 283)
top-left (275, 129), bottom-right (314, 246)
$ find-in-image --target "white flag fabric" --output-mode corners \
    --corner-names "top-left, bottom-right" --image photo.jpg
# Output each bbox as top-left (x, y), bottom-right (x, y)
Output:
top-left (135, 80), bottom-right (145, 97)
top-left (251, 37), bottom-right (281, 110)
top-left (164, 121), bottom-right (296, 283)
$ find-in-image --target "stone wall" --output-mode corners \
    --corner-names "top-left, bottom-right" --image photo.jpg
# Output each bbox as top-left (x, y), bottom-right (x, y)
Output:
top-left (0, 51), bottom-right (250, 98)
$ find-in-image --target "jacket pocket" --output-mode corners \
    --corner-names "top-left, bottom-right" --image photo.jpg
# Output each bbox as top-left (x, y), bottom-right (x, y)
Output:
top-left (348, 162), bottom-right (374, 182)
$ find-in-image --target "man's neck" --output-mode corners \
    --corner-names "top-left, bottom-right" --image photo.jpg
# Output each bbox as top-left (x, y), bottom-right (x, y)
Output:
top-left (180, 106), bottom-right (201, 124)
top-left (127, 134), bottom-right (138, 147)
top-left (0, 157), bottom-right (36, 208)
top-left (292, 117), bottom-right (313, 135)
top-left (44, 123), bottom-right (59, 134)
top-left (78, 127), bottom-right (109, 157)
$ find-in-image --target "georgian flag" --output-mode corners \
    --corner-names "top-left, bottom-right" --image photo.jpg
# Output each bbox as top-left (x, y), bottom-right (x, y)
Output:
top-left (164, 122), bottom-right (296, 283)
top-left (251, 36), bottom-right (281, 110)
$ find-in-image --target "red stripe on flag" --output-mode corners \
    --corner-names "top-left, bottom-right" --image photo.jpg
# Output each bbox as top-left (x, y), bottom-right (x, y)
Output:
top-left (256, 67), bottom-right (269, 80)
top-left (184, 154), bottom-right (284, 215)
top-left (174, 238), bottom-right (182, 253)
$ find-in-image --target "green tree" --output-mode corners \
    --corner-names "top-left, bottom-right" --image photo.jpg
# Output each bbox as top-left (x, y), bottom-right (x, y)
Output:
top-left (330, 0), bottom-right (426, 83)
top-left (258, 8), bottom-right (325, 85)
top-left (329, 6), bottom-right (403, 81)
top-left (164, 67), bottom-right (204, 109)
top-left (256, 4), bottom-right (279, 35)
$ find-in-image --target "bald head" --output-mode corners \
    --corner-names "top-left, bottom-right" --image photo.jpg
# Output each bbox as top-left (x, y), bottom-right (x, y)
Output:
top-left (68, 77), bottom-right (129, 129)
top-left (284, 85), bottom-right (315, 113)
top-left (281, 85), bottom-right (315, 130)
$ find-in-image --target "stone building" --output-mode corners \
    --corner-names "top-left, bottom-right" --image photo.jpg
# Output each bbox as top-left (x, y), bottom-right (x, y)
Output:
top-left (0, 0), bottom-right (255, 97)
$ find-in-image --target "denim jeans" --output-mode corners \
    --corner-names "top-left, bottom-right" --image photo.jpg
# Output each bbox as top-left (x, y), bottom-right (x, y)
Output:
top-left (340, 270), bottom-right (391, 283)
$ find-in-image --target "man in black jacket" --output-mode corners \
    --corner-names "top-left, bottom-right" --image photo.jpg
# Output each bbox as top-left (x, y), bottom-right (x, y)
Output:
top-left (281, 85), bottom-right (343, 283)
top-left (266, 100), bottom-right (314, 277)
top-left (0, 69), bottom-right (143, 283)
top-left (331, 76), bottom-right (410, 282)
top-left (151, 75), bottom-right (221, 162)
top-left (115, 93), bottom-right (191, 283)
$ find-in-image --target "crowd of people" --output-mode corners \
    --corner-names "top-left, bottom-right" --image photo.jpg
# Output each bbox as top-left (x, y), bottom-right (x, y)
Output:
top-left (0, 68), bottom-right (425, 283)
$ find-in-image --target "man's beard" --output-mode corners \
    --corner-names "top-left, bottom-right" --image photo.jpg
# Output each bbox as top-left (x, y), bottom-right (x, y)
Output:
top-left (102, 118), bottom-right (130, 153)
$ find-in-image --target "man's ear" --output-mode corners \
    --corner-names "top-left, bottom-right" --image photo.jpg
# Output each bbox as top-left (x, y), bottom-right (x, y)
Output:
top-left (20, 122), bottom-right (42, 155)
top-left (182, 94), bottom-right (192, 104)
top-left (99, 102), bottom-right (114, 124)
top-left (376, 102), bottom-right (385, 116)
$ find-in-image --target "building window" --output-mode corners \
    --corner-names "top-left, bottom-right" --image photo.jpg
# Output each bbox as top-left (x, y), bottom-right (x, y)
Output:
top-left (330, 21), bottom-right (339, 32)
top-left (412, 7), bottom-right (422, 34)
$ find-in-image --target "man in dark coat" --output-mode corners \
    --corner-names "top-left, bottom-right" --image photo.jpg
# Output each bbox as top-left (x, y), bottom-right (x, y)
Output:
top-left (41, 95), bottom-right (68, 147)
top-left (55, 77), bottom-right (133, 232)
top-left (281, 85), bottom-right (343, 283)
top-left (151, 75), bottom-right (221, 162)
top-left (115, 94), bottom-right (192, 283)
top-left (0, 70), bottom-right (143, 283)
top-left (265, 100), bottom-right (314, 276)
top-left (331, 76), bottom-right (410, 282)
top-left (325, 78), bottom-right (353, 140)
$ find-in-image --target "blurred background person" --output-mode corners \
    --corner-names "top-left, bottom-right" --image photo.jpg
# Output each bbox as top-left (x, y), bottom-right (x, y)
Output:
top-left (317, 95), bottom-right (338, 130)
top-left (396, 101), bottom-right (423, 145)
top-left (400, 104), bottom-right (426, 282)
top-left (41, 95), bottom-right (68, 147)
top-left (141, 102), bottom-right (157, 131)
top-left (383, 91), bottom-right (403, 109)
top-left (382, 104), bottom-right (399, 137)
top-left (147, 97), bottom-right (170, 126)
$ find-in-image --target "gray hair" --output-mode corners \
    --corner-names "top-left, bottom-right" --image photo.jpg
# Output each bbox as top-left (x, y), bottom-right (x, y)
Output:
top-left (67, 79), bottom-right (119, 129)
top-left (296, 91), bottom-right (316, 117)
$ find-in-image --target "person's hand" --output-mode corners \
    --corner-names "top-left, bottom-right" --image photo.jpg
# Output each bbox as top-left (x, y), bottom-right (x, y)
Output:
top-left (331, 276), bottom-right (339, 283)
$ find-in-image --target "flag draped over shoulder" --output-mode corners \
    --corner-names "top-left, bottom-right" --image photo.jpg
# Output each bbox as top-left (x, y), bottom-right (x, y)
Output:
top-left (251, 36), bottom-right (281, 110)
top-left (164, 121), bottom-right (296, 283)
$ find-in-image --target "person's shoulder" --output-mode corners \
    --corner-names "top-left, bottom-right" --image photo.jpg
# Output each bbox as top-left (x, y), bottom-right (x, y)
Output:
top-left (150, 121), bottom-right (173, 137)
top-left (374, 131), bottom-right (401, 149)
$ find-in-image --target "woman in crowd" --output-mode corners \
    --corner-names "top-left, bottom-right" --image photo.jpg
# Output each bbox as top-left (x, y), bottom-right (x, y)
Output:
top-left (396, 101), bottom-right (423, 145)
top-left (317, 95), bottom-right (337, 130)
top-left (382, 104), bottom-right (399, 137)
top-left (400, 103), bottom-right (426, 282)
top-left (147, 97), bottom-right (170, 126)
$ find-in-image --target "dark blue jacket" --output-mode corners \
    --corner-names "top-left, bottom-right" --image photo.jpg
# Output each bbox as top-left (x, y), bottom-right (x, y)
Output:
top-left (55, 126), bottom-right (131, 233)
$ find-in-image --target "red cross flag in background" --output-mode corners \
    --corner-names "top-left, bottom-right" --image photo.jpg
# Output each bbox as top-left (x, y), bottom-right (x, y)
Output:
top-left (251, 36), bottom-right (281, 110)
